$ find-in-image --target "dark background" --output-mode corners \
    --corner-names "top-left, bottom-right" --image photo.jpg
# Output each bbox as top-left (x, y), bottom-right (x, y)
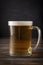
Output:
top-left (0, 0), bottom-right (43, 38)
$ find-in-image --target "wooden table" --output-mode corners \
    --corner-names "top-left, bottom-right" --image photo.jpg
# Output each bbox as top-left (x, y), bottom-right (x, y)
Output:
top-left (0, 38), bottom-right (43, 65)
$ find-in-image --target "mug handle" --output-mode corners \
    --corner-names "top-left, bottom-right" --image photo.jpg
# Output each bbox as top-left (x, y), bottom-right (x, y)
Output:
top-left (32, 26), bottom-right (41, 50)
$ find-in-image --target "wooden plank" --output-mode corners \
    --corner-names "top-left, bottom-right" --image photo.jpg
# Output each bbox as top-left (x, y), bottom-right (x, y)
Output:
top-left (0, 39), bottom-right (43, 65)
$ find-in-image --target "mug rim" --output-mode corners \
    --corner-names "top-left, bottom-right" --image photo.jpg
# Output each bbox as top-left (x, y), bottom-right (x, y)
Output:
top-left (8, 21), bottom-right (33, 26)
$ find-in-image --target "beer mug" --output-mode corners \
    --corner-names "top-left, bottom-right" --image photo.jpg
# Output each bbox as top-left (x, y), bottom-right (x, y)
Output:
top-left (8, 21), bottom-right (41, 57)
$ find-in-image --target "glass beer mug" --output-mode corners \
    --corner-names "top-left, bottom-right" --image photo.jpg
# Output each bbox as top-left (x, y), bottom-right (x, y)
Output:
top-left (8, 21), bottom-right (41, 57)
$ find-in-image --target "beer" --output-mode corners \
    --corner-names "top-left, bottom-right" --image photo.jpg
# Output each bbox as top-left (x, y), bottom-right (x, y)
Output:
top-left (10, 26), bottom-right (32, 56)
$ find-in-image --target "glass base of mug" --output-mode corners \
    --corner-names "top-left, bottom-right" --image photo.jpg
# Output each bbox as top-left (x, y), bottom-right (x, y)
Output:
top-left (9, 47), bottom-right (32, 57)
top-left (9, 52), bottom-right (32, 57)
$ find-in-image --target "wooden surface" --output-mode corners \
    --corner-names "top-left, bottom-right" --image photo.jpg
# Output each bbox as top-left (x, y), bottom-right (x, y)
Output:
top-left (0, 38), bottom-right (43, 65)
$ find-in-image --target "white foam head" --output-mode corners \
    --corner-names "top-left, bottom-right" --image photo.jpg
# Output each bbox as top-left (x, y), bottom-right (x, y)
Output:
top-left (8, 21), bottom-right (33, 26)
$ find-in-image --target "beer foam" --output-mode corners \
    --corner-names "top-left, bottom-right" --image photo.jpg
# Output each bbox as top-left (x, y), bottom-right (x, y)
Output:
top-left (8, 21), bottom-right (33, 26)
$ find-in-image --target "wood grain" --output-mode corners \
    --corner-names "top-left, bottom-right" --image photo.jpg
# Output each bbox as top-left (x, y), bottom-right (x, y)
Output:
top-left (0, 38), bottom-right (43, 65)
